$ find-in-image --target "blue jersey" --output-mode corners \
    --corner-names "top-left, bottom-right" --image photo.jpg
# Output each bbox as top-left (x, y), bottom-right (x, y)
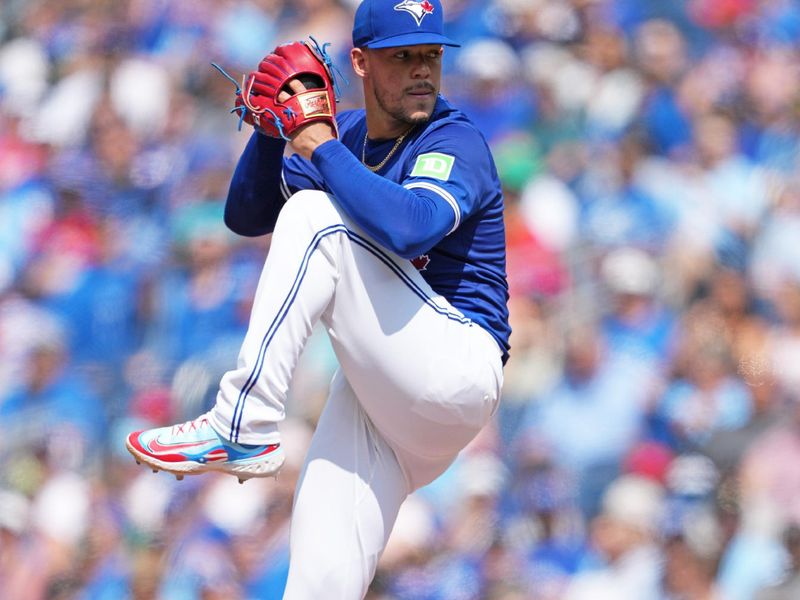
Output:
top-left (227, 96), bottom-right (510, 361)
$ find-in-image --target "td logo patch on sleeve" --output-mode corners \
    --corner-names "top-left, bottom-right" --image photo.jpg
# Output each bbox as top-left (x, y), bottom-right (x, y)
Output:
top-left (410, 152), bottom-right (455, 181)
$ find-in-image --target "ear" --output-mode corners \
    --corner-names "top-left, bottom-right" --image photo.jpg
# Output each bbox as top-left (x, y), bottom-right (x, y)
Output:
top-left (351, 47), bottom-right (368, 79)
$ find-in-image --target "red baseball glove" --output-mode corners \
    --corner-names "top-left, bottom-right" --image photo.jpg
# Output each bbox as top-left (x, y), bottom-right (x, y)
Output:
top-left (231, 39), bottom-right (340, 139)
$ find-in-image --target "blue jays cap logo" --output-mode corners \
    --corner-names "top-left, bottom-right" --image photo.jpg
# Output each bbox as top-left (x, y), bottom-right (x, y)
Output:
top-left (352, 0), bottom-right (459, 49)
top-left (394, 0), bottom-right (435, 26)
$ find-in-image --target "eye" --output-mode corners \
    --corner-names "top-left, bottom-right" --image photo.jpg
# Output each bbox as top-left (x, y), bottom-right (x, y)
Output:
top-left (394, 50), bottom-right (409, 60)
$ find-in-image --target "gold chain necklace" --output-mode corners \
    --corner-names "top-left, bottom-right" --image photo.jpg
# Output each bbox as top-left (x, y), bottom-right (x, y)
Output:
top-left (361, 126), bottom-right (414, 172)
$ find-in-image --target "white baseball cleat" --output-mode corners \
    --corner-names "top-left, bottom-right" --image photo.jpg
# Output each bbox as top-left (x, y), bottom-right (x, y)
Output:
top-left (125, 414), bottom-right (284, 483)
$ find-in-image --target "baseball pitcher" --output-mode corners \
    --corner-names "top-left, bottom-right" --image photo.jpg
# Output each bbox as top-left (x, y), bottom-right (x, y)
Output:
top-left (127, 0), bottom-right (510, 597)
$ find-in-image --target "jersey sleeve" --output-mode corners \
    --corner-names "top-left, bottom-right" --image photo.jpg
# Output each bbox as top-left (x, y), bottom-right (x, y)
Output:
top-left (280, 153), bottom-right (327, 198)
top-left (224, 133), bottom-right (287, 236)
top-left (400, 122), bottom-right (493, 236)
top-left (307, 119), bottom-right (493, 258)
top-left (310, 141), bottom-right (459, 259)
top-left (225, 114), bottom-right (363, 236)
top-left (280, 110), bottom-right (369, 199)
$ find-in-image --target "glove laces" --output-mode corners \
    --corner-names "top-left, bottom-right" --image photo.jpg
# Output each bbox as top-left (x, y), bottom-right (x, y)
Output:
top-left (210, 62), bottom-right (248, 131)
top-left (307, 35), bottom-right (348, 102)
top-left (210, 62), bottom-right (288, 138)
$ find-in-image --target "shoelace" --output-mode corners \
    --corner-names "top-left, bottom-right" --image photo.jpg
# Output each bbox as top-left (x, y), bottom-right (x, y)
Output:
top-left (173, 417), bottom-right (209, 436)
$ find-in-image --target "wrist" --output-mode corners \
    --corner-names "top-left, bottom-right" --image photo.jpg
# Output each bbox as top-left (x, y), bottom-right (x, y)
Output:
top-left (290, 122), bottom-right (337, 160)
top-left (309, 138), bottom-right (343, 168)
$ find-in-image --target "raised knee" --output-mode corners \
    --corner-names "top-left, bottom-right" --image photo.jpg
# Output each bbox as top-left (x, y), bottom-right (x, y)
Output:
top-left (279, 190), bottom-right (343, 230)
top-left (289, 189), bottom-right (332, 204)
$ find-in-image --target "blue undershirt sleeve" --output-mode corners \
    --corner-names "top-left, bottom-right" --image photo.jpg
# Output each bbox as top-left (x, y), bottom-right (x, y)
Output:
top-left (224, 132), bottom-right (287, 236)
top-left (310, 139), bottom-right (455, 258)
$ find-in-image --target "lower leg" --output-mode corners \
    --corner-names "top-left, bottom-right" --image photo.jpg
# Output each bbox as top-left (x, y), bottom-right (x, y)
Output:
top-left (283, 372), bottom-right (408, 600)
top-left (125, 191), bottom-right (348, 479)
top-left (208, 191), bottom-right (348, 444)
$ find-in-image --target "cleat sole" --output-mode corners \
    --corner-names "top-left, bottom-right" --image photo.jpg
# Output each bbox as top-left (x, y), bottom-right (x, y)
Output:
top-left (125, 437), bottom-right (285, 482)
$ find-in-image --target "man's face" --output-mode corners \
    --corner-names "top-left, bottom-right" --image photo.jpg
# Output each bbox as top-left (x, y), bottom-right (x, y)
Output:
top-left (362, 44), bottom-right (443, 126)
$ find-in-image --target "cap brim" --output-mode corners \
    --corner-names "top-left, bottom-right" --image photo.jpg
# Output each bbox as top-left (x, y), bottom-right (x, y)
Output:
top-left (365, 32), bottom-right (460, 48)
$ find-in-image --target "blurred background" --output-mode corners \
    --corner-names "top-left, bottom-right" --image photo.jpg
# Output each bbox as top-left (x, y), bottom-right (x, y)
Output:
top-left (2, 0), bottom-right (800, 598)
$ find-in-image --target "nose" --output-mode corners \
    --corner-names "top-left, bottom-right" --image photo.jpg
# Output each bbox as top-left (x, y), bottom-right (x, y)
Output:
top-left (410, 53), bottom-right (431, 79)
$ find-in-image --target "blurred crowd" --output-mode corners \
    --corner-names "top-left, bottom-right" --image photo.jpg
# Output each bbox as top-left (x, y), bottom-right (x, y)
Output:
top-left (2, 0), bottom-right (800, 598)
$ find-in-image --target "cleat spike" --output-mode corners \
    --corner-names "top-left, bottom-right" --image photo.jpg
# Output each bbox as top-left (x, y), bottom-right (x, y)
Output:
top-left (175, 474), bottom-right (184, 481)
top-left (238, 478), bottom-right (246, 484)
top-left (152, 469), bottom-right (158, 473)
top-left (135, 460), bottom-right (141, 465)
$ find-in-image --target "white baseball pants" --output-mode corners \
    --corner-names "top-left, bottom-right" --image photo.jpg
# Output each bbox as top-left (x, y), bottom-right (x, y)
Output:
top-left (208, 190), bottom-right (503, 599)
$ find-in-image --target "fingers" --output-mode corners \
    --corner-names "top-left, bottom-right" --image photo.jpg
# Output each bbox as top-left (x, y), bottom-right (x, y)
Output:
top-left (277, 77), bottom-right (307, 103)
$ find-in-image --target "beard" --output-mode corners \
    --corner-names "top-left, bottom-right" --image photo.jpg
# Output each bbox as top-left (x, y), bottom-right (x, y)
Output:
top-left (374, 82), bottom-right (437, 126)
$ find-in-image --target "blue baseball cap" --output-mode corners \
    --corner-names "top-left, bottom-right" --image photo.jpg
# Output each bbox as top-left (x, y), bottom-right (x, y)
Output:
top-left (352, 0), bottom-right (460, 49)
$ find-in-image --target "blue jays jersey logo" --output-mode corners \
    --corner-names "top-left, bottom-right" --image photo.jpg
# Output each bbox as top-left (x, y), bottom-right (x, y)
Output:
top-left (411, 254), bottom-right (430, 271)
top-left (394, 0), bottom-right (435, 26)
